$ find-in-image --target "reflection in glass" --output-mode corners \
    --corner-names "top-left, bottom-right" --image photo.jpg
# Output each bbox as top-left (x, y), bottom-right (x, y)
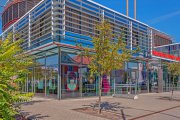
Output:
top-left (46, 65), bottom-right (58, 97)
top-left (61, 65), bottom-right (80, 98)
top-left (35, 67), bottom-right (45, 96)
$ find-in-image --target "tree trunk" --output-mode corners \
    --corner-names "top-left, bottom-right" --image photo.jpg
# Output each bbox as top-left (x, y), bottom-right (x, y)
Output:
top-left (98, 75), bottom-right (102, 114)
top-left (170, 76), bottom-right (175, 100)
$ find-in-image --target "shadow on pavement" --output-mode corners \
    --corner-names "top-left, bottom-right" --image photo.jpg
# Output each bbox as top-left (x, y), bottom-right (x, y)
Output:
top-left (83, 101), bottom-right (126, 111)
top-left (22, 100), bottom-right (45, 106)
top-left (21, 111), bottom-right (50, 120)
top-left (121, 109), bottom-right (126, 120)
top-left (127, 105), bottom-right (180, 120)
top-left (75, 102), bottom-right (131, 120)
top-left (158, 96), bottom-right (180, 102)
top-left (27, 114), bottom-right (49, 120)
top-left (81, 101), bottom-right (180, 120)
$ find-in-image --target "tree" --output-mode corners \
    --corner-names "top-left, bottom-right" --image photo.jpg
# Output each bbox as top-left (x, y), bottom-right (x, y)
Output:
top-left (165, 62), bottom-right (180, 100)
top-left (0, 34), bottom-right (34, 119)
top-left (78, 21), bottom-right (139, 114)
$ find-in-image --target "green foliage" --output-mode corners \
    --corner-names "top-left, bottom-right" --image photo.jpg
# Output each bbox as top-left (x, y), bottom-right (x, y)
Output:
top-left (77, 21), bottom-right (139, 113)
top-left (13, 92), bottom-right (34, 103)
top-left (163, 62), bottom-right (180, 99)
top-left (0, 34), bottom-right (34, 120)
top-left (163, 61), bottom-right (180, 82)
top-left (78, 20), bottom-right (139, 77)
top-left (166, 62), bottom-right (180, 77)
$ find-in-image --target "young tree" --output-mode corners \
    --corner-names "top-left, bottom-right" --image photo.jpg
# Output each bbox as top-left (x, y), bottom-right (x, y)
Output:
top-left (166, 62), bottom-right (180, 100)
top-left (0, 34), bottom-right (33, 119)
top-left (78, 21), bottom-right (139, 114)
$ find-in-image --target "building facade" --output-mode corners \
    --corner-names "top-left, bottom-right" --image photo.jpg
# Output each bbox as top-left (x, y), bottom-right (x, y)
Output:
top-left (153, 43), bottom-right (180, 61)
top-left (1, 0), bottom-right (179, 99)
top-left (2, 0), bottom-right (41, 31)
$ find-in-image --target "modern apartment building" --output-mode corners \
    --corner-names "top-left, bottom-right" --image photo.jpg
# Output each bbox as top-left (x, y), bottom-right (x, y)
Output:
top-left (1, 0), bottom-right (179, 99)
top-left (2, 0), bottom-right (41, 31)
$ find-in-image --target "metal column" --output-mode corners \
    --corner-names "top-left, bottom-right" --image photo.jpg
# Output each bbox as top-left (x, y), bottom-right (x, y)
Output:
top-left (114, 78), bottom-right (116, 95)
top-left (33, 67), bottom-right (36, 93)
top-left (45, 54), bottom-right (47, 96)
top-left (79, 53), bottom-right (83, 97)
top-left (58, 47), bottom-right (62, 100)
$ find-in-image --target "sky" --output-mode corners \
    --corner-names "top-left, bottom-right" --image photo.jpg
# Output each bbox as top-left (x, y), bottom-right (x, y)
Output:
top-left (0, 0), bottom-right (180, 42)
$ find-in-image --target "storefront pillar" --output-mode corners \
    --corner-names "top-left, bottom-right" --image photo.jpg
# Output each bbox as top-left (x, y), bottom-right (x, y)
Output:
top-left (158, 68), bottom-right (163, 93)
top-left (32, 68), bottom-right (34, 93)
top-left (45, 54), bottom-right (47, 96)
top-left (25, 76), bottom-right (28, 92)
top-left (146, 60), bottom-right (149, 93)
top-left (79, 54), bottom-right (83, 98)
top-left (113, 78), bottom-right (116, 95)
top-left (32, 67), bottom-right (36, 93)
top-left (169, 73), bottom-right (171, 91)
top-left (79, 67), bottom-right (83, 98)
top-left (58, 47), bottom-right (62, 100)
top-left (26, 75), bottom-right (29, 92)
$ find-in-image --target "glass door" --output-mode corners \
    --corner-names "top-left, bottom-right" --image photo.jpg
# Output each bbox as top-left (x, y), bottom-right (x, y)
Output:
top-left (149, 69), bottom-right (158, 93)
top-left (46, 65), bottom-right (58, 98)
top-left (34, 66), bottom-right (46, 97)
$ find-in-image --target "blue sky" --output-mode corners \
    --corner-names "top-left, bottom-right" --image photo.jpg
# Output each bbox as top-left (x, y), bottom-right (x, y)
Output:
top-left (0, 0), bottom-right (180, 42)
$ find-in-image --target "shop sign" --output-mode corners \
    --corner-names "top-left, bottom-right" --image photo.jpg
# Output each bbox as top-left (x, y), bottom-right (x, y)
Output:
top-left (152, 50), bottom-right (180, 61)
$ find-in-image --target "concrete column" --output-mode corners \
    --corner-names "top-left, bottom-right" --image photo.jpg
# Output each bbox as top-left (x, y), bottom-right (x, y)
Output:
top-left (158, 68), bottom-right (163, 93)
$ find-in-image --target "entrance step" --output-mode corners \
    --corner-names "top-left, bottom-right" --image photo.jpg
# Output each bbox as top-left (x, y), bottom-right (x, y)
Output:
top-left (112, 94), bottom-right (138, 100)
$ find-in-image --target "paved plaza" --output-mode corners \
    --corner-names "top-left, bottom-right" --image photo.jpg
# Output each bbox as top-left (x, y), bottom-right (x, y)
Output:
top-left (21, 92), bottom-right (180, 120)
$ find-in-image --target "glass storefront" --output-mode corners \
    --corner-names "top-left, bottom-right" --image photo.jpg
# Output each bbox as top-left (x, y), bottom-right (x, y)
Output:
top-left (81, 66), bottom-right (98, 97)
top-left (61, 64), bottom-right (81, 98)
top-left (162, 65), bottom-right (180, 92)
top-left (46, 65), bottom-right (58, 97)
top-left (23, 46), bottom-right (179, 99)
top-left (27, 68), bottom-right (33, 92)
top-left (113, 62), bottom-right (149, 95)
top-left (34, 66), bottom-right (45, 96)
top-left (61, 51), bottom-right (81, 99)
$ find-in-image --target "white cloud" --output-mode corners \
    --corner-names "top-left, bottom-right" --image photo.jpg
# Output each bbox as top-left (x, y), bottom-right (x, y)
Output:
top-left (148, 10), bottom-right (180, 24)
